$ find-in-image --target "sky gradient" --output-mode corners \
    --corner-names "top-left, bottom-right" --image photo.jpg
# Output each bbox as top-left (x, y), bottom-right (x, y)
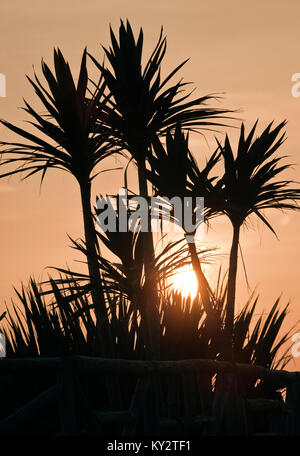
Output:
top-left (0, 0), bottom-right (300, 368)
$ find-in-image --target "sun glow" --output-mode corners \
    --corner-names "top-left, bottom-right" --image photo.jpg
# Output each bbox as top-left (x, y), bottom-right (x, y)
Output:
top-left (171, 267), bottom-right (198, 300)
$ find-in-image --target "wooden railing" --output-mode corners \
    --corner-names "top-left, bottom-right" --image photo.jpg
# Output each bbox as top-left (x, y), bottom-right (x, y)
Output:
top-left (0, 356), bottom-right (300, 436)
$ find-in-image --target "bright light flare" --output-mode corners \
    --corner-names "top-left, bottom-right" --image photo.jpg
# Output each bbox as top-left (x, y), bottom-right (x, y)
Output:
top-left (171, 266), bottom-right (198, 299)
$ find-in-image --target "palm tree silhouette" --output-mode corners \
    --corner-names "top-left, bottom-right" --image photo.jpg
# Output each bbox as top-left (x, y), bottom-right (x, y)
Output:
top-left (214, 120), bottom-right (300, 357)
top-left (0, 49), bottom-right (115, 356)
top-left (89, 20), bottom-right (234, 357)
top-left (146, 125), bottom-right (222, 335)
top-left (146, 121), bottom-right (300, 360)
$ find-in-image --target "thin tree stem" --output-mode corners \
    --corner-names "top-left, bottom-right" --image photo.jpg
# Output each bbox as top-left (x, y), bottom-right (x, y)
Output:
top-left (79, 180), bottom-right (114, 358)
top-left (188, 240), bottom-right (220, 329)
top-left (137, 158), bottom-right (160, 359)
top-left (224, 222), bottom-right (241, 358)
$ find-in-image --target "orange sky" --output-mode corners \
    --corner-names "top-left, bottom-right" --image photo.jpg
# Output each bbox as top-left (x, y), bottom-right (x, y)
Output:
top-left (0, 0), bottom-right (300, 368)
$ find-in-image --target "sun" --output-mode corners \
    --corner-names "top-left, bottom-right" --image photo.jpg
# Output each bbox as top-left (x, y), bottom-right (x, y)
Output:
top-left (171, 266), bottom-right (198, 299)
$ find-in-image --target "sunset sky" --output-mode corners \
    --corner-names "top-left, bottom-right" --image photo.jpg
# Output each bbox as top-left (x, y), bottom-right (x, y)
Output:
top-left (0, 0), bottom-right (300, 368)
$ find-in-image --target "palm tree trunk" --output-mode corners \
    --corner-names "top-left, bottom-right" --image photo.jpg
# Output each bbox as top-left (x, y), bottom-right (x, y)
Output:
top-left (224, 222), bottom-right (241, 359)
top-left (79, 180), bottom-right (114, 358)
top-left (136, 158), bottom-right (160, 359)
top-left (188, 240), bottom-right (221, 331)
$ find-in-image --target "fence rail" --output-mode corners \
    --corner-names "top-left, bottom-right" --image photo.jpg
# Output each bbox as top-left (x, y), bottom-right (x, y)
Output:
top-left (0, 356), bottom-right (300, 436)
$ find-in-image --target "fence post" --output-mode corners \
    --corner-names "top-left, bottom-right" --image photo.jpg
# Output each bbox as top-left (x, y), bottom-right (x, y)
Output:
top-left (207, 372), bottom-right (248, 436)
top-left (59, 356), bottom-right (77, 435)
top-left (143, 376), bottom-right (160, 436)
top-left (122, 377), bottom-right (150, 436)
top-left (285, 378), bottom-right (300, 435)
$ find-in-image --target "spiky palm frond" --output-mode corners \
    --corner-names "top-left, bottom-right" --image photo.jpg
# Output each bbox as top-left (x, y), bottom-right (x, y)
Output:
top-left (3, 279), bottom-right (75, 357)
top-left (149, 121), bottom-right (300, 232)
top-left (50, 230), bottom-right (214, 306)
top-left (233, 297), bottom-right (293, 369)
top-left (1, 274), bottom-right (292, 371)
top-left (215, 120), bottom-right (300, 230)
top-left (146, 126), bottom-right (191, 197)
top-left (146, 124), bottom-right (221, 221)
top-left (160, 272), bottom-right (292, 373)
top-left (0, 48), bottom-right (112, 185)
top-left (89, 20), bottom-right (235, 162)
top-left (0, 276), bottom-right (142, 359)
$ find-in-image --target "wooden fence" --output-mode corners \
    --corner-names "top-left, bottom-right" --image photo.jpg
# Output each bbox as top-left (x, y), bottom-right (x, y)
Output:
top-left (0, 356), bottom-right (299, 436)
